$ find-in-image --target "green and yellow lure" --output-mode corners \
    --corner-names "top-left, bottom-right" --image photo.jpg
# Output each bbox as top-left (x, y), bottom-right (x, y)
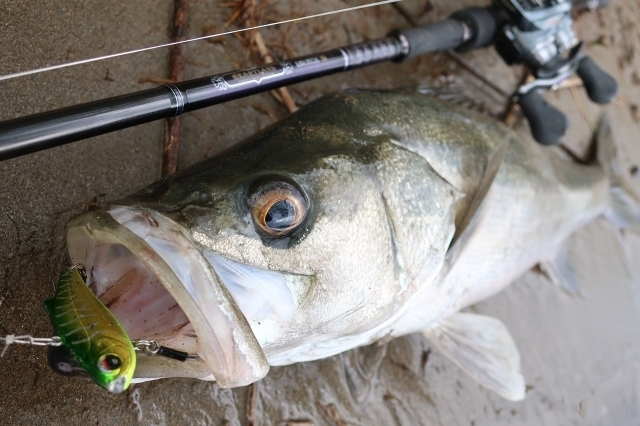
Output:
top-left (44, 266), bottom-right (136, 393)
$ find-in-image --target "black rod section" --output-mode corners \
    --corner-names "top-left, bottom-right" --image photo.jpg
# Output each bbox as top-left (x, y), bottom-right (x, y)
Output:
top-left (0, 37), bottom-right (409, 161)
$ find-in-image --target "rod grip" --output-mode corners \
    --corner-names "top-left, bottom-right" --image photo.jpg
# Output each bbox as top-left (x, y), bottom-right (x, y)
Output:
top-left (518, 90), bottom-right (568, 145)
top-left (450, 7), bottom-right (497, 52)
top-left (394, 20), bottom-right (467, 61)
top-left (576, 56), bottom-right (618, 104)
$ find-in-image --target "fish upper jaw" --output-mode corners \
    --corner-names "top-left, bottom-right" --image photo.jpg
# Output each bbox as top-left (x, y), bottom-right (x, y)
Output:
top-left (66, 206), bottom-right (269, 388)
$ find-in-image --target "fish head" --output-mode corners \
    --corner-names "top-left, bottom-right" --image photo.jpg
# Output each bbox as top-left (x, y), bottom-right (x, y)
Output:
top-left (90, 338), bottom-right (136, 393)
top-left (66, 93), bottom-right (459, 386)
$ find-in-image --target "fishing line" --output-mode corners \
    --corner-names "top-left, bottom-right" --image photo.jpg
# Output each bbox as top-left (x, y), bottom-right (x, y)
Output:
top-left (0, 335), bottom-right (62, 357)
top-left (0, 0), bottom-right (401, 82)
top-left (0, 334), bottom-right (198, 361)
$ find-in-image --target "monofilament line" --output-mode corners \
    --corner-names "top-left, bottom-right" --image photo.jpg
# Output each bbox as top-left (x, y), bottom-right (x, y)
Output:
top-left (0, 0), bottom-right (401, 82)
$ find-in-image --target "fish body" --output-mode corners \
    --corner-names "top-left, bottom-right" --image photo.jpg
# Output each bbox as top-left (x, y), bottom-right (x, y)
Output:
top-left (45, 267), bottom-right (136, 393)
top-left (65, 90), bottom-right (638, 399)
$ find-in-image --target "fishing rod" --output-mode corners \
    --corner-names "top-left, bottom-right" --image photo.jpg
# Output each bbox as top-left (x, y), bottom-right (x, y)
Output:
top-left (0, 0), bottom-right (617, 161)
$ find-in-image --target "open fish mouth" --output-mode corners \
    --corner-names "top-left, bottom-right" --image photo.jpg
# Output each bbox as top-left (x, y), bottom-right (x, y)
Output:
top-left (66, 206), bottom-right (270, 388)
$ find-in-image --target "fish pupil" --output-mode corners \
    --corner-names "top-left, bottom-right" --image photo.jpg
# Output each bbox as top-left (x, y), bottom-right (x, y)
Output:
top-left (265, 200), bottom-right (295, 229)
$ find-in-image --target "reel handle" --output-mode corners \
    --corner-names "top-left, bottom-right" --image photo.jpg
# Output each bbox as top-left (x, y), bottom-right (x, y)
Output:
top-left (576, 56), bottom-right (618, 104)
top-left (517, 90), bottom-right (568, 145)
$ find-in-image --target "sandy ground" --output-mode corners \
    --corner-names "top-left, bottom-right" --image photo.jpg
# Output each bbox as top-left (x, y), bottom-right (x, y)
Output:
top-left (0, 0), bottom-right (639, 425)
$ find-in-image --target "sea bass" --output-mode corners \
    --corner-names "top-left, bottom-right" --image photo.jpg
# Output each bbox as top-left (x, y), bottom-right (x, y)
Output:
top-left (64, 90), bottom-right (639, 400)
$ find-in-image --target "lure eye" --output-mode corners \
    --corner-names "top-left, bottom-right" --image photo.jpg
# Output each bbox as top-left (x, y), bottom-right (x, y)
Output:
top-left (98, 354), bottom-right (122, 373)
top-left (248, 180), bottom-right (307, 236)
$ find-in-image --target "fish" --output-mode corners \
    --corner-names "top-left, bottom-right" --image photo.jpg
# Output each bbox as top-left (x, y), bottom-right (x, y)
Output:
top-left (44, 266), bottom-right (136, 393)
top-left (63, 89), bottom-right (640, 400)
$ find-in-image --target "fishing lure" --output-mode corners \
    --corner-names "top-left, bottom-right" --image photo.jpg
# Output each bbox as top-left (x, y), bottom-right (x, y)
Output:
top-left (44, 265), bottom-right (136, 393)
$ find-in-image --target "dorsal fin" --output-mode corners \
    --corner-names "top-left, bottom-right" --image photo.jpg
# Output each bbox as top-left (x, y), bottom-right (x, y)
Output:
top-left (416, 86), bottom-right (491, 115)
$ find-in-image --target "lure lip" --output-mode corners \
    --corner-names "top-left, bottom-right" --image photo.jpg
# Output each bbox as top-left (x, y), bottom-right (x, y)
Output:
top-left (67, 208), bottom-right (270, 387)
top-left (106, 375), bottom-right (128, 394)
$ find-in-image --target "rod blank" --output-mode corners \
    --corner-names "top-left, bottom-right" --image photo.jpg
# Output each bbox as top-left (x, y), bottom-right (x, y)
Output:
top-left (0, 38), bottom-right (406, 161)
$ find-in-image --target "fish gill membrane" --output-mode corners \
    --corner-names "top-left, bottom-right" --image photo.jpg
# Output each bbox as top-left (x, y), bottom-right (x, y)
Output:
top-left (63, 90), bottom-right (640, 401)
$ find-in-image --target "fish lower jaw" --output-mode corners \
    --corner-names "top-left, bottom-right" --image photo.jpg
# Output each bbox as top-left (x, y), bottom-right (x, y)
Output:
top-left (66, 206), bottom-right (269, 387)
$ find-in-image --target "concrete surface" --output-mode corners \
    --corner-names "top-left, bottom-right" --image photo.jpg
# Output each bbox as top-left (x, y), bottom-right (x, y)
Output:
top-left (0, 0), bottom-right (639, 425)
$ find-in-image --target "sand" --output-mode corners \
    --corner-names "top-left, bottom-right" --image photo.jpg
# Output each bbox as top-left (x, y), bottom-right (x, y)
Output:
top-left (0, 0), bottom-right (639, 424)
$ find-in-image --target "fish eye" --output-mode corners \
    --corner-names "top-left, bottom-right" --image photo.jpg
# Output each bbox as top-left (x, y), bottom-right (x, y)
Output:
top-left (98, 354), bottom-right (122, 373)
top-left (248, 179), bottom-right (307, 236)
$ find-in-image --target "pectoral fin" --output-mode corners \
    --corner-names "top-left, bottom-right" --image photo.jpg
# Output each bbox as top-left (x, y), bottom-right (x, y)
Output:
top-left (438, 139), bottom-right (509, 280)
top-left (539, 240), bottom-right (582, 296)
top-left (423, 312), bottom-right (525, 401)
